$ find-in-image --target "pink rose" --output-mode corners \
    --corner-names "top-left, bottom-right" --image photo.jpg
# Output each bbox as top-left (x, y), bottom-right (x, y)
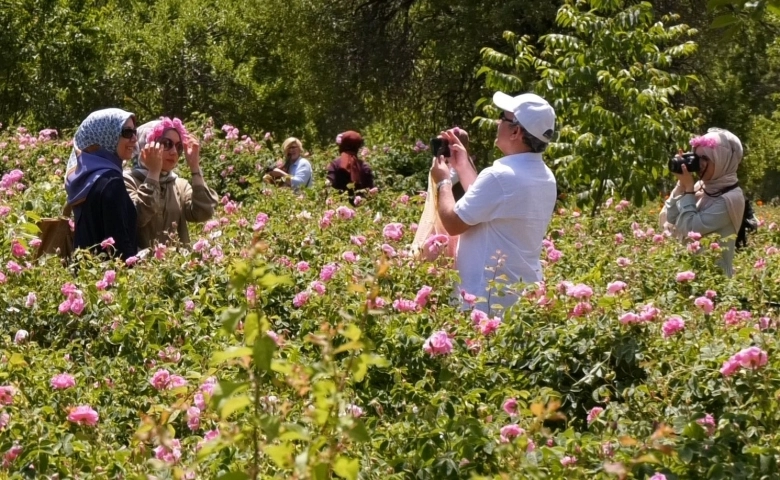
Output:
top-left (67, 405), bottom-right (99, 426)
top-left (499, 424), bottom-right (525, 443)
top-left (51, 373), bottom-right (76, 390)
top-left (606, 281), bottom-right (627, 295)
top-left (296, 261), bottom-right (310, 272)
top-left (0, 386), bottom-right (14, 405)
top-left (336, 206), bottom-right (355, 220)
top-left (319, 263), bottom-right (338, 281)
top-left (310, 280), bottom-right (326, 295)
top-left (393, 298), bottom-right (418, 312)
top-left (566, 283), bottom-right (593, 299)
top-left (502, 398), bottom-right (518, 416)
top-left (571, 301), bottom-right (593, 317)
top-left (547, 248), bottom-right (563, 263)
top-left (662, 317), bottom-right (685, 338)
top-left (423, 330), bottom-right (453, 356)
top-left (350, 235), bottom-right (366, 246)
top-left (293, 291), bottom-right (310, 308)
top-left (696, 413), bottom-right (716, 436)
top-left (675, 271), bottom-right (696, 282)
top-left (561, 456), bottom-right (577, 467)
top-left (382, 222), bottom-right (404, 241)
top-left (414, 285), bottom-right (433, 308)
top-left (587, 406), bottom-right (604, 425)
top-left (694, 297), bottom-right (714, 314)
top-left (154, 439), bottom-right (182, 464)
top-left (187, 406), bottom-right (201, 431)
top-left (477, 316), bottom-right (502, 336)
top-left (150, 369), bottom-right (171, 390)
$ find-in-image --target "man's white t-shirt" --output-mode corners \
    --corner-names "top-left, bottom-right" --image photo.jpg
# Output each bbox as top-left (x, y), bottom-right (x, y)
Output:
top-left (453, 152), bottom-right (556, 313)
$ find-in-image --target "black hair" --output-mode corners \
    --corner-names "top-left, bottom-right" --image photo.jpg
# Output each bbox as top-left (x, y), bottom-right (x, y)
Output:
top-left (519, 126), bottom-right (549, 153)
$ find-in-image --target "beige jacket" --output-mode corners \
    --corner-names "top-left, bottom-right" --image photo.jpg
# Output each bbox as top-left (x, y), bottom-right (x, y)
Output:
top-left (124, 170), bottom-right (219, 248)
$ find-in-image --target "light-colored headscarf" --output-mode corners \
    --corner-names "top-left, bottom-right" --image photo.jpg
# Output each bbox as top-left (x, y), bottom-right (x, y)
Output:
top-left (691, 128), bottom-right (745, 235)
top-left (65, 108), bottom-right (135, 178)
top-left (130, 118), bottom-right (188, 184)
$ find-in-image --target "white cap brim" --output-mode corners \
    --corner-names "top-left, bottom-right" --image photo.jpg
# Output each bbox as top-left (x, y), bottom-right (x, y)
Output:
top-left (493, 92), bottom-right (518, 112)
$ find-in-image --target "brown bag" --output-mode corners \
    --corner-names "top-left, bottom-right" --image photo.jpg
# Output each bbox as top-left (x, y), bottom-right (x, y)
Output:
top-left (35, 204), bottom-right (74, 259)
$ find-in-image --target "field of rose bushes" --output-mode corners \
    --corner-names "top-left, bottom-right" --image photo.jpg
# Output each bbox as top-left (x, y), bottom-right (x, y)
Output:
top-left (0, 123), bottom-right (779, 479)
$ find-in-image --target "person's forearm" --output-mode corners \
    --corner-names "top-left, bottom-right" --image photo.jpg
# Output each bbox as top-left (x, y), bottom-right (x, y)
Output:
top-left (436, 184), bottom-right (467, 235)
top-left (190, 169), bottom-right (206, 187)
top-left (453, 162), bottom-right (477, 192)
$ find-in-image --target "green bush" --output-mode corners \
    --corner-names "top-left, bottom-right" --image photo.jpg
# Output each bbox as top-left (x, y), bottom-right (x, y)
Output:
top-left (1, 125), bottom-right (779, 478)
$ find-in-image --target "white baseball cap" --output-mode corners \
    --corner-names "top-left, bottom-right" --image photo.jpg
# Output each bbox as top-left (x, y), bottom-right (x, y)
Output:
top-left (493, 92), bottom-right (556, 143)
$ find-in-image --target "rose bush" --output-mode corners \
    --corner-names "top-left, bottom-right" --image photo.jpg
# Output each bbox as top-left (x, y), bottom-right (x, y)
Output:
top-left (0, 125), bottom-right (778, 479)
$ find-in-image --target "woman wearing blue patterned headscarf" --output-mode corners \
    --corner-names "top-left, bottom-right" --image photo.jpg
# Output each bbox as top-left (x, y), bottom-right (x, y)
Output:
top-left (65, 108), bottom-right (140, 259)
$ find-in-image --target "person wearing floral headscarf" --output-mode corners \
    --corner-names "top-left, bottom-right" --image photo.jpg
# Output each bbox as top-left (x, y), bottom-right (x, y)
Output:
top-left (660, 128), bottom-right (747, 276)
top-left (65, 108), bottom-right (139, 259)
top-left (124, 117), bottom-right (219, 249)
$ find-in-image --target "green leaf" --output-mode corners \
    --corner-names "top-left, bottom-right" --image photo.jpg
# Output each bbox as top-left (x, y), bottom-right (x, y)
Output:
top-left (20, 222), bottom-right (41, 235)
top-left (220, 395), bottom-right (251, 419)
top-left (8, 353), bottom-right (26, 367)
top-left (210, 347), bottom-right (252, 366)
top-left (311, 463), bottom-right (329, 480)
top-left (351, 354), bottom-right (369, 382)
top-left (343, 323), bottom-right (361, 341)
top-left (216, 472), bottom-right (249, 480)
top-left (711, 14), bottom-right (738, 28)
top-left (244, 312), bottom-right (259, 344)
top-left (347, 420), bottom-right (370, 443)
top-left (679, 446), bottom-right (694, 464)
top-left (333, 456), bottom-right (359, 480)
top-left (260, 415), bottom-right (281, 442)
top-left (220, 307), bottom-right (245, 334)
top-left (264, 443), bottom-right (294, 469)
top-left (252, 334), bottom-right (276, 372)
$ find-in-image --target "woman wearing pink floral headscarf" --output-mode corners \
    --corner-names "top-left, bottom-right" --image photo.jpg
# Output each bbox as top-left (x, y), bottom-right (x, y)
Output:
top-left (660, 128), bottom-right (746, 276)
top-left (124, 117), bottom-right (219, 249)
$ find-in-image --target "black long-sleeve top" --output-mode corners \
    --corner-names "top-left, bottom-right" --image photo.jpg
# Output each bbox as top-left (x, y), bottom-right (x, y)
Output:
top-left (73, 170), bottom-right (138, 259)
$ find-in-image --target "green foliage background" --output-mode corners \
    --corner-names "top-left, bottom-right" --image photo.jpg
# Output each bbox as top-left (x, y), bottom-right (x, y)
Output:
top-left (1, 0), bottom-right (780, 199)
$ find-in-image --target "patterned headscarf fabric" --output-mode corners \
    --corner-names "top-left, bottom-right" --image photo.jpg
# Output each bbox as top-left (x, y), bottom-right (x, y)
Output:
top-left (130, 120), bottom-right (179, 184)
top-left (65, 108), bottom-right (135, 178)
top-left (64, 108), bottom-right (135, 206)
top-left (691, 128), bottom-right (745, 236)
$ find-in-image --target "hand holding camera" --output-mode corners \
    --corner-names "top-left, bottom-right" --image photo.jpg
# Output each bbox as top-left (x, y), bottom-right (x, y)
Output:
top-left (432, 129), bottom-right (469, 170)
top-left (668, 149), bottom-right (695, 192)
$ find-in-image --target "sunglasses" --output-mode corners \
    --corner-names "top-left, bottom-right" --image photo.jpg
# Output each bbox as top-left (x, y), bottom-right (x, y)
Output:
top-left (159, 137), bottom-right (184, 155)
top-left (120, 128), bottom-right (137, 139)
top-left (498, 111), bottom-right (520, 126)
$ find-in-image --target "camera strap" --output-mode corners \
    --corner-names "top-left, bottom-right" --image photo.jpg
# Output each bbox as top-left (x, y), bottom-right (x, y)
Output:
top-left (704, 182), bottom-right (739, 198)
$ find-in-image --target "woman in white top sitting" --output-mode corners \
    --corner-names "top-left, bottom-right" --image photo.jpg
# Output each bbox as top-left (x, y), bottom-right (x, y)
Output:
top-left (264, 137), bottom-right (313, 189)
top-left (660, 128), bottom-right (746, 277)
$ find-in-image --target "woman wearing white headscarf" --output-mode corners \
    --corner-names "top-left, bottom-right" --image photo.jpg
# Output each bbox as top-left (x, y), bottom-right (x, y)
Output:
top-left (124, 117), bottom-right (219, 249)
top-left (660, 128), bottom-right (746, 277)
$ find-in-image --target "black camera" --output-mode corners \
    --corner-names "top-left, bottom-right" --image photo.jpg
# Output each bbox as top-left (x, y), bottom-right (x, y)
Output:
top-left (430, 137), bottom-right (450, 157)
top-left (668, 152), bottom-right (700, 174)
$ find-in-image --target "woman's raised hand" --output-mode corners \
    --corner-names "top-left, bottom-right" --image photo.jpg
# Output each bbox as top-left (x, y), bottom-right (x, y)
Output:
top-left (141, 142), bottom-right (164, 175)
top-left (185, 135), bottom-right (201, 172)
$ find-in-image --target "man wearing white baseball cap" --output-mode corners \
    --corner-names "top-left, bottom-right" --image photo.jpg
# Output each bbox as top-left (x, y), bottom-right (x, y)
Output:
top-left (430, 91), bottom-right (557, 314)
